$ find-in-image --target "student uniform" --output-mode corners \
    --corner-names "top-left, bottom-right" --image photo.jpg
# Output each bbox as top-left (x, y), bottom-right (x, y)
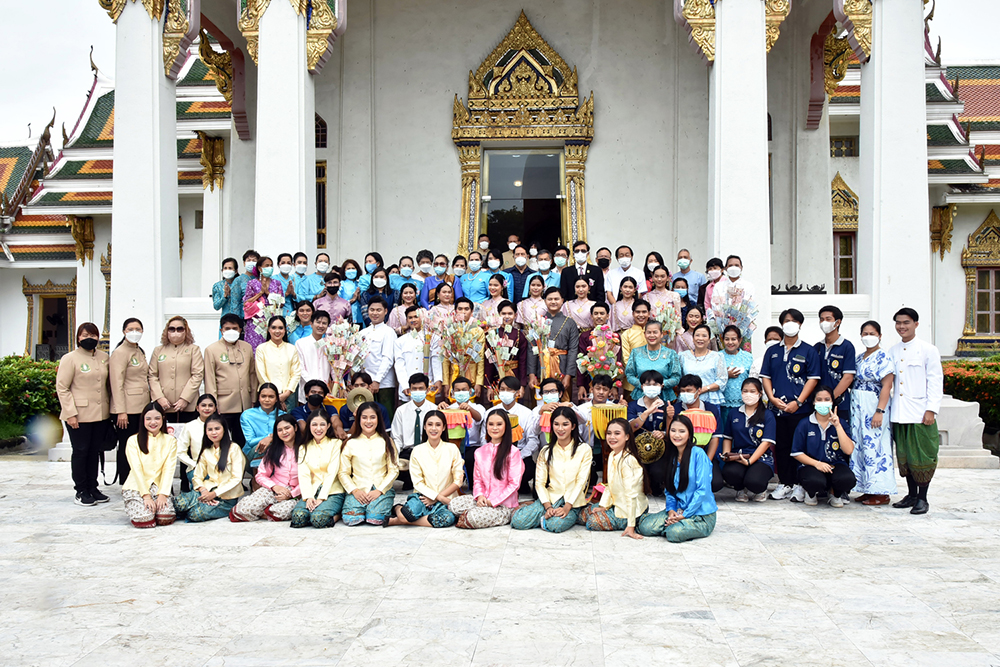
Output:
top-left (814, 336), bottom-right (856, 429)
top-left (121, 432), bottom-right (178, 528)
top-left (400, 441), bottom-right (464, 527)
top-left (290, 437), bottom-right (346, 528)
top-left (721, 405), bottom-right (776, 495)
top-left (173, 442), bottom-right (247, 522)
top-left (671, 399), bottom-right (724, 493)
top-left (791, 413), bottom-right (856, 498)
top-left (339, 435), bottom-right (399, 525)
top-left (511, 443), bottom-right (592, 533)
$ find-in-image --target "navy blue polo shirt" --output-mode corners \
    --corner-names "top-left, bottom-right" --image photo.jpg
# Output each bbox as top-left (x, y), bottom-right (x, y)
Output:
top-left (814, 336), bottom-right (856, 419)
top-left (790, 414), bottom-right (850, 468)
top-left (760, 339), bottom-right (822, 415)
top-left (723, 406), bottom-right (776, 453)
top-left (627, 400), bottom-right (667, 433)
top-left (292, 404), bottom-right (339, 425)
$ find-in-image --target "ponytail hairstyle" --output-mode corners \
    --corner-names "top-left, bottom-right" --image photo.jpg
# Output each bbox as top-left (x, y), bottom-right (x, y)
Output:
top-left (664, 414), bottom-right (695, 496)
top-left (115, 317), bottom-right (145, 354)
top-left (485, 409), bottom-right (514, 480)
top-left (545, 405), bottom-right (582, 471)
top-left (136, 402), bottom-right (167, 455)
top-left (297, 409), bottom-right (332, 461)
top-left (347, 402), bottom-right (397, 465)
top-left (264, 414), bottom-right (299, 470)
top-left (741, 377), bottom-right (766, 427)
top-left (197, 413), bottom-right (233, 473)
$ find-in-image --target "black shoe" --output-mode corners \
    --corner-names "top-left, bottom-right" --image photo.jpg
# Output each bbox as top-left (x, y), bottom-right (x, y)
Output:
top-left (399, 504), bottom-right (417, 523)
top-left (909, 499), bottom-right (929, 515)
top-left (74, 492), bottom-right (96, 506)
top-left (892, 495), bottom-right (918, 509)
top-left (90, 489), bottom-right (110, 503)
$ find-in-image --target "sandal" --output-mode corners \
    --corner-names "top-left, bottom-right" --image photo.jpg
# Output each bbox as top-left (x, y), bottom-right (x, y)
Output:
top-left (861, 495), bottom-right (890, 506)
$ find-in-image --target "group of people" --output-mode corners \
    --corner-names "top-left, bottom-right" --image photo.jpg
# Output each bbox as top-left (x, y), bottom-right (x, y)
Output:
top-left (53, 233), bottom-right (944, 542)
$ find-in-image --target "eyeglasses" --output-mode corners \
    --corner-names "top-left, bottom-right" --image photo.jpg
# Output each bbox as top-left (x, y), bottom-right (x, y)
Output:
top-left (167, 327), bottom-right (185, 333)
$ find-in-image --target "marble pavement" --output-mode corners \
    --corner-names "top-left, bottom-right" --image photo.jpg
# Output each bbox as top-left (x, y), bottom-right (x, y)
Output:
top-left (2, 460), bottom-right (1000, 666)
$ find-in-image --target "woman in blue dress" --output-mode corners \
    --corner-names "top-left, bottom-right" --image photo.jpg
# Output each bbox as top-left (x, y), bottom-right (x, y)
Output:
top-left (679, 324), bottom-right (728, 408)
top-left (719, 325), bottom-right (753, 426)
top-left (339, 259), bottom-right (363, 324)
top-left (849, 320), bottom-right (896, 505)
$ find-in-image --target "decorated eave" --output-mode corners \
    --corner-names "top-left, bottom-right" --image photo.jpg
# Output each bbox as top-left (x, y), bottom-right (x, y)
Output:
top-left (944, 64), bottom-right (1000, 199)
top-left (0, 121), bottom-right (56, 218)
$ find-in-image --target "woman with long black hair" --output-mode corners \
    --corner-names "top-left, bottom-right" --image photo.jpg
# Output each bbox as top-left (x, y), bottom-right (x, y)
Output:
top-left (388, 410), bottom-right (463, 528)
top-left (173, 414), bottom-right (246, 522)
top-left (579, 418), bottom-right (648, 539)
top-left (449, 409), bottom-right (524, 529)
top-left (121, 402), bottom-right (177, 528)
top-left (110, 317), bottom-right (151, 484)
top-left (231, 414), bottom-right (301, 521)
top-left (721, 378), bottom-right (776, 502)
top-left (290, 410), bottom-right (346, 528)
top-left (338, 402), bottom-right (399, 526)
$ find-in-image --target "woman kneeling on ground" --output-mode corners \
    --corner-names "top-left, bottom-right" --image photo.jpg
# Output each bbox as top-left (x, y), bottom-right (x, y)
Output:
top-left (173, 414), bottom-right (246, 522)
top-left (290, 410), bottom-right (346, 528)
top-left (389, 411), bottom-right (463, 528)
top-left (122, 403), bottom-right (178, 528)
top-left (578, 418), bottom-right (649, 540)
top-left (231, 414), bottom-right (301, 521)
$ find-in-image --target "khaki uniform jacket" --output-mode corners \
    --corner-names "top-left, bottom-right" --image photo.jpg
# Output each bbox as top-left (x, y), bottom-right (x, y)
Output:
top-left (203, 339), bottom-right (258, 414)
top-left (148, 343), bottom-right (205, 407)
top-left (109, 343), bottom-right (151, 415)
top-left (56, 347), bottom-right (111, 422)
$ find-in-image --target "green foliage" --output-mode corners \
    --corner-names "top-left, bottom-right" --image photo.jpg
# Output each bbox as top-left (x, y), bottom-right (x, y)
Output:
top-left (0, 355), bottom-right (61, 425)
top-left (943, 360), bottom-right (1000, 428)
top-left (0, 419), bottom-right (25, 441)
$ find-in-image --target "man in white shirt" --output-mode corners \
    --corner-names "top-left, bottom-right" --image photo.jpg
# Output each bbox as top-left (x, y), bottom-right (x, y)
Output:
top-left (711, 254), bottom-right (756, 310)
top-left (390, 372), bottom-right (432, 490)
top-left (483, 376), bottom-right (537, 493)
top-left (604, 244), bottom-right (648, 302)
top-left (361, 296), bottom-right (398, 418)
top-left (393, 306), bottom-right (443, 403)
top-left (436, 375), bottom-right (487, 488)
top-left (295, 309), bottom-right (332, 403)
top-left (888, 307), bottom-right (943, 516)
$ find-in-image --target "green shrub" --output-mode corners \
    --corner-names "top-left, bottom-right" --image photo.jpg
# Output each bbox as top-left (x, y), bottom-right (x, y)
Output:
top-left (0, 355), bottom-right (61, 425)
top-left (943, 360), bottom-right (1000, 429)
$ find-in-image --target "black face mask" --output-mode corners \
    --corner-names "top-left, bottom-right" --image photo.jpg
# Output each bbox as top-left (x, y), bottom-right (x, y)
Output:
top-left (78, 338), bottom-right (99, 351)
top-left (597, 258), bottom-right (611, 269)
top-left (307, 394), bottom-right (324, 407)
top-left (327, 286), bottom-right (338, 296)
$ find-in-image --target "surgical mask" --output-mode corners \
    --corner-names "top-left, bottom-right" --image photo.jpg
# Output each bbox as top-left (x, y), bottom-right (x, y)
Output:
top-left (488, 259), bottom-right (501, 270)
top-left (538, 260), bottom-right (552, 271)
top-left (675, 288), bottom-right (688, 298)
top-left (365, 262), bottom-right (378, 274)
top-left (499, 391), bottom-right (515, 405)
top-left (677, 258), bottom-right (691, 270)
top-left (245, 261), bottom-right (257, 272)
top-left (814, 402), bottom-right (833, 416)
top-left (295, 264), bottom-right (309, 275)
top-left (542, 392), bottom-right (560, 404)
top-left (861, 335), bottom-right (880, 349)
top-left (125, 331), bottom-right (143, 344)
top-left (327, 286), bottom-right (338, 295)
top-left (410, 390), bottom-right (426, 404)
top-left (222, 269), bottom-right (236, 280)
top-left (679, 391), bottom-right (696, 405)
top-left (554, 256), bottom-right (567, 268)
top-left (453, 390), bottom-right (471, 404)
top-left (79, 338), bottom-right (99, 351)
top-left (373, 277), bottom-right (387, 289)
top-left (278, 263), bottom-right (293, 275)
top-left (819, 321), bottom-right (837, 335)
top-left (742, 392), bottom-right (760, 406)
top-left (307, 394), bottom-right (324, 407)
top-left (642, 385), bottom-right (662, 399)
top-left (726, 266), bottom-right (742, 279)
top-left (647, 262), bottom-right (659, 273)
top-left (468, 260), bottom-right (482, 272)
top-left (765, 338), bottom-right (781, 348)
top-left (345, 268), bottom-right (358, 280)
top-left (782, 321), bottom-right (800, 337)
top-left (400, 266), bottom-right (413, 278)
top-left (453, 267), bottom-right (466, 276)
top-left (597, 258), bottom-right (611, 269)
top-left (419, 263), bottom-right (433, 274)
top-left (514, 256), bottom-right (527, 267)
top-left (479, 241), bottom-right (490, 250)
top-left (707, 269), bottom-right (722, 281)
top-left (316, 262), bottom-right (330, 273)
top-left (508, 242), bottom-right (518, 251)
top-left (260, 266), bottom-right (274, 277)
top-left (530, 248), bottom-right (538, 256)
top-left (222, 329), bottom-right (240, 343)
top-left (618, 257), bottom-right (632, 269)
top-left (434, 265), bottom-right (447, 276)
top-left (574, 251), bottom-right (588, 264)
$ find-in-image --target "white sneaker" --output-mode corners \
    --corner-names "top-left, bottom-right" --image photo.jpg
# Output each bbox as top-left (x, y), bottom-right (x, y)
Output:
top-left (840, 493), bottom-right (851, 505)
top-left (804, 492), bottom-right (818, 506)
top-left (788, 485), bottom-right (806, 503)
top-left (828, 495), bottom-right (845, 508)
top-left (753, 492), bottom-right (768, 503)
top-left (735, 489), bottom-right (750, 503)
top-left (770, 484), bottom-right (791, 500)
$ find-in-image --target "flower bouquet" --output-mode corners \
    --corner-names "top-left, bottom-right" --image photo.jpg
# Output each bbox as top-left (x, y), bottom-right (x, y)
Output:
top-left (439, 316), bottom-right (485, 381)
top-left (651, 301), bottom-right (683, 342)
top-left (711, 288), bottom-right (758, 347)
top-left (522, 317), bottom-right (552, 357)
top-left (323, 321), bottom-right (367, 396)
top-left (485, 324), bottom-right (519, 379)
top-left (576, 323), bottom-right (624, 388)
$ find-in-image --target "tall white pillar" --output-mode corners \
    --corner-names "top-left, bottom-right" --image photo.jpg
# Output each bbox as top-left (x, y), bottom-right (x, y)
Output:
top-left (110, 2), bottom-right (180, 335)
top-left (252, 1), bottom-right (315, 255)
top-left (857, 0), bottom-right (932, 332)
top-left (201, 172), bottom-right (225, 297)
top-left (707, 0), bottom-right (772, 351)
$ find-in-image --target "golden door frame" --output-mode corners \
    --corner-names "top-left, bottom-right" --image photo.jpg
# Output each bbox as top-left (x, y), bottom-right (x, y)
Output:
top-left (958, 209), bottom-right (1000, 352)
top-left (452, 11), bottom-right (594, 256)
top-left (22, 276), bottom-right (77, 356)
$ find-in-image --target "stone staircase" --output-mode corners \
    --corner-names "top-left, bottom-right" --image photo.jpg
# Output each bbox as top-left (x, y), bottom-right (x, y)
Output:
top-left (937, 395), bottom-right (998, 469)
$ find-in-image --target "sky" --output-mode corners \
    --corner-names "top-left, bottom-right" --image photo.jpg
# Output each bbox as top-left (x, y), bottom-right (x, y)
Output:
top-left (0, 0), bottom-right (998, 144)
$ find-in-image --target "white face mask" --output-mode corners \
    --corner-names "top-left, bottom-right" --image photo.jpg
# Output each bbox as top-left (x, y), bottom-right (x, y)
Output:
top-left (647, 262), bottom-right (659, 273)
top-left (677, 258), bottom-right (691, 270)
top-left (814, 402), bottom-right (833, 416)
top-left (222, 269), bottom-right (236, 280)
top-left (642, 385), bottom-right (662, 399)
top-left (316, 262), bottom-right (330, 273)
top-left (508, 242), bottom-right (518, 251)
top-left (742, 392), bottom-right (760, 406)
top-left (222, 329), bottom-right (240, 343)
top-left (554, 256), bottom-right (567, 268)
top-left (454, 267), bottom-right (466, 276)
top-left (295, 264), bottom-right (308, 275)
top-left (245, 261), bottom-right (257, 271)
top-left (279, 263), bottom-right (293, 275)
top-left (782, 321), bottom-right (801, 337)
top-left (498, 391), bottom-right (516, 405)
top-left (765, 339), bottom-right (781, 348)
top-left (618, 257), bottom-right (632, 269)
top-left (679, 391), bottom-right (697, 405)
top-left (538, 260), bottom-right (552, 272)
top-left (125, 331), bottom-right (143, 344)
top-left (707, 269), bottom-right (723, 281)
top-left (373, 277), bottom-right (387, 288)
top-left (574, 251), bottom-right (588, 264)
top-left (514, 256), bottom-right (527, 267)
top-left (488, 259), bottom-right (501, 270)
top-left (529, 248), bottom-right (538, 256)
top-left (819, 321), bottom-right (838, 335)
top-left (419, 263), bottom-right (432, 274)
top-left (726, 265), bottom-right (742, 279)
top-left (542, 392), bottom-right (560, 404)
top-left (468, 260), bottom-right (481, 272)
top-left (479, 241), bottom-right (490, 250)
top-left (861, 334), bottom-right (880, 349)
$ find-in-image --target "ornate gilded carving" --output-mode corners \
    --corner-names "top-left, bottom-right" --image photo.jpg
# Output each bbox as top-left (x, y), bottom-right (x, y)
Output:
top-left (178, 215), bottom-right (184, 260)
top-left (835, 0), bottom-right (872, 63)
top-left (831, 172), bottom-right (858, 232)
top-left (100, 244), bottom-right (112, 350)
top-left (456, 145), bottom-right (482, 257)
top-left (930, 204), bottom-right (957, 260)
top-left (307, 0), bottom-right (338, 72)
top-left (824, 30), bottom-right (852, 96)
top-left (66, 215), bottom-right (96, 266)
top-left (765, 0), bottom-right (792, 54)
top-left (163, 0), bottom-right (195, 79)
top-left (238, 0), bottom-right (272, 65)
top-left (682, 0), bottom-right (716, 62)
top-left (98, 0), bottom-right (164, 22)
top-left (564, 144), bottom-right (589, 245)
top-left (197, 131), bottom-right (226, 191)
top-left (198, 30), bottom-right (234, 102)
top-left (22, 276), bottom-right (78, 355)
top-left (959, 210), bottom-right (1000, 339)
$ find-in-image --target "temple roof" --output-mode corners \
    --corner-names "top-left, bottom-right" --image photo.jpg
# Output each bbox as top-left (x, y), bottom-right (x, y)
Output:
top-left (948, 65), bottom-right (1000, 131)
top-left (0, 143), bottom-right (36, 202)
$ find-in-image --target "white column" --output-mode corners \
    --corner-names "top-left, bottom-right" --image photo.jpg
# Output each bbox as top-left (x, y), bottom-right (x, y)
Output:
top-left (201, 179), bottom-right (224, 297)
top-left (75, 259), bottom-right (94, 328)
top-left (253, 1), bottom-right (315, 255)
top-left (110, 2), bottom-right (180, 335)
top-left (857, 0), bottom-right (931, 333)
top-left (707, 0), bottom-right (772, 352)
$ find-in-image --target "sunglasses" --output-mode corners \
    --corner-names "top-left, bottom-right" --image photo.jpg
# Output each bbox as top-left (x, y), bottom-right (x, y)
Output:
top-left (168, 327), bottom-right (185, 333)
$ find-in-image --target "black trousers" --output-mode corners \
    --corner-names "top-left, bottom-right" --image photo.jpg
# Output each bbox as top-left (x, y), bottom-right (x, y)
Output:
top-left (398, 447), bottom-right (413, 490)
top-left (648, 455), bottom-right (724, 495)
top-left (68, 419), bottom-right (110, 493)
top-left (774, 413), bottom-right (807, 486)
top-left (221, 413), bottom-right (246, 447)
top-left (165, 411), bottom-right (198, 424)
top-left (722, 460), bottom-right (774, 494)
top-left (115, 413), bottom-right (141, 484)
top-left (463, 446), bottom-right (478, 490)
top-left (519, 456), bottom-right (536, 495)
top-left (797, 465), bottom-right (857, 497)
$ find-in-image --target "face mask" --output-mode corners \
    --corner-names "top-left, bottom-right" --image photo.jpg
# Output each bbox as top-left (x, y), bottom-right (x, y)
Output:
top-left (365, 262), bottom-right (378, 274)
top-left (574, 251), bottom-right (588, 264)
top-left (726, 266), bottom-right (742, 279)
top-left (765, 338), bottom-right (781, 348)
top-left (514, 256), bottom-right (527, 268)
top-left (222, 269), bottom-right (236, 280)
top-left (498, 391), bottom-right (515, 405)
top-left (468, 260), bottom-right (482, 272)
top-left (861, 335), bottom-right (880, 349)
top-left (707, 269), bottom-right (723, 281)
top-left (400, 266), bottom-right (413, 278)
top-left (410, 390), bottom-right (426, 404)
top-left (434, 265), bottom-right (447, 276)
top-left (530, 248), bottom-right (538, 256)
top-left (260, 266), bottom-right (274, 278)
top-left (245, 261), bottom-right (257, 271)
top-left (675, 288), bottom-right (688, 298)
top-left (327, 286), bottom-right (338, 295)
top-left (677, 258), bottom-right (691, 270)
top-left (642, 385), bottom-right (662, 399)
top-left (479, 241), bottom-right (490, 250)
top-left (814, 402), bottom-right (833, 416)
top-left (679, 391), bottom-right (696, 405)
top-left (222, 329), bottom-right (240, 343)
top-left (454, 267), bottom-right (466, 276)
top-left (597, 258), bottom-right (611, 269)
top-left (488, 259), bottom-right (501, 271)
top-left (419, 263), bottom-right (432, 274)
top-left (373, 277), bottom-right (387, 289)
top-left (782, 321), bottom-right (800, 337)
top-left (508, 242), bottom-right (518, 251)
top-left (647, 262), bottom-right (659, 273)
top-left (554, 256), bottom-right (567, 268)
top-left (819, 321), bottom-right (837, 335)
top-left (538, 260), bottom-right (552, 272)
top-left (278, 264), bottom-right (293, 275)
top-left (316, 262), bottom-right (330, 273)
top-left (345, 268), bottom-right (358, 280)
top-left (618, 257), bottom-right (632, 269)
top-left (307, 394), bottom-right (324, 407)
top-left (79, 338), bottom-right (99, 351)
top-left (742, 392), bottom-right (760, 406)
top-left (453, 390), bottom-right (471, 404)
top-left (125, 331), bottom-right (143, 344)
top-left (542, 392), bottom-right (560, 404)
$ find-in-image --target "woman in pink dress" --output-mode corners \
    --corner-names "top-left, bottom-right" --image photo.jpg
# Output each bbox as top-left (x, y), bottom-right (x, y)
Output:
top-left (476, 274), bottom-right (507, 330)
top-left (243, 256), bottom-right (285, 352)
top-left (388, 283), bottom-right (424, 335)
top-left (517, 275), bottom-right (547, 327)
top-left (611, 277), bottom-right (638, 333)
top-left (427, 282), bottom-right (457, 325)
top-left (562, 277), bottom-right (596, 331)
top-left (645, 265), bottom-right (683, 325)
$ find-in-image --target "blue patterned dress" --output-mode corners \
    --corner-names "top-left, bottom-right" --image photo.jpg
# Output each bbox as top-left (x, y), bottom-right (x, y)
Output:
top-left (849, 350), bottom-right (897, 494)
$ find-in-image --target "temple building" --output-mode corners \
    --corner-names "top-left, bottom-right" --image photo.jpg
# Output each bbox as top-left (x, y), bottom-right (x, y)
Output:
top-left (2, 0), bottom-right (1000, 356)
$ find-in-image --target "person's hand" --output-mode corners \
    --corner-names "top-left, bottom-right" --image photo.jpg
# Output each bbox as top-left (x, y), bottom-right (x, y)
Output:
top-left (155, 495), bottom-right (170, 511)
top-left (421, 495), bottom-right (436, 508)
top-left (740, 454), bottom-right (750, 467)
top-left (528, 374), bottom-right (538, 389)
top-left (476, 495), bottom-right (492, 507)
top-left (458, 401), bottom-right (471, 411)
top-left (157, 397), bottom-right (172, 412)
top-left (922, 410), bottom-right (936, 426)
top-left (352, 489), bottom-right (368, 503)
top-left (224, 283), bottom-right (231, 298)
top-left (486, 386), bottom-right (495, 401)
top-left (665, 509), bottom-right (683, 526)
top-left (770, 397), bottom-right (787, 411)
top-left (540, 402), bottom-right (557, 414)
top-left (871, 412), bottom-right (883, 429)
top-left (67, 416), bottom-right (79, 429)
top-left (622, 526), bottom-right (643, 540)
top-left (197, 488), bottom-right (217, 503)
top-left (665, 402), bottom-right (675, 420)
top-left (782, 400), bottom-right (799, 414)
top-left (117, 413), bottom-right (129, 429)
top-left (814, 461), bottom-right (833, 474)
top-left (173, 399), bottom-right (189, 413)
top-left (543, 505), bottom-right (557, 519)
top-left (437, 401), bottom-right (451, 410)
top-left (143, 495), bottom-right (157, 512)
top-left (552, 505), bottom-right (570, 519)
top-left (432, 382), bottom-right (443, 400)
top-left (561, 375), bottom-right (572, 391)
top-left (272, 485), bottom-right (290, 501)
top-left (577, 385), bottom-right (588, 402)
top-left (474, 385), bottom-right (483, 399)
top-left (256, 435), bottom-right (272, 453)
top-left (204, 498), bottom-right (219, 506)
top-left (829, 406), bottom-right (841, 429)
top-left (652, 430), bottom-right (665, 440)
top-left (371, 382), bottom-right (380, 392)
top-left (306, 498), bottom-right (321, 511)
top-left (727, 367), bottom-right (742, 378)
top-left (286, 281), bottom-right (295, 296)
